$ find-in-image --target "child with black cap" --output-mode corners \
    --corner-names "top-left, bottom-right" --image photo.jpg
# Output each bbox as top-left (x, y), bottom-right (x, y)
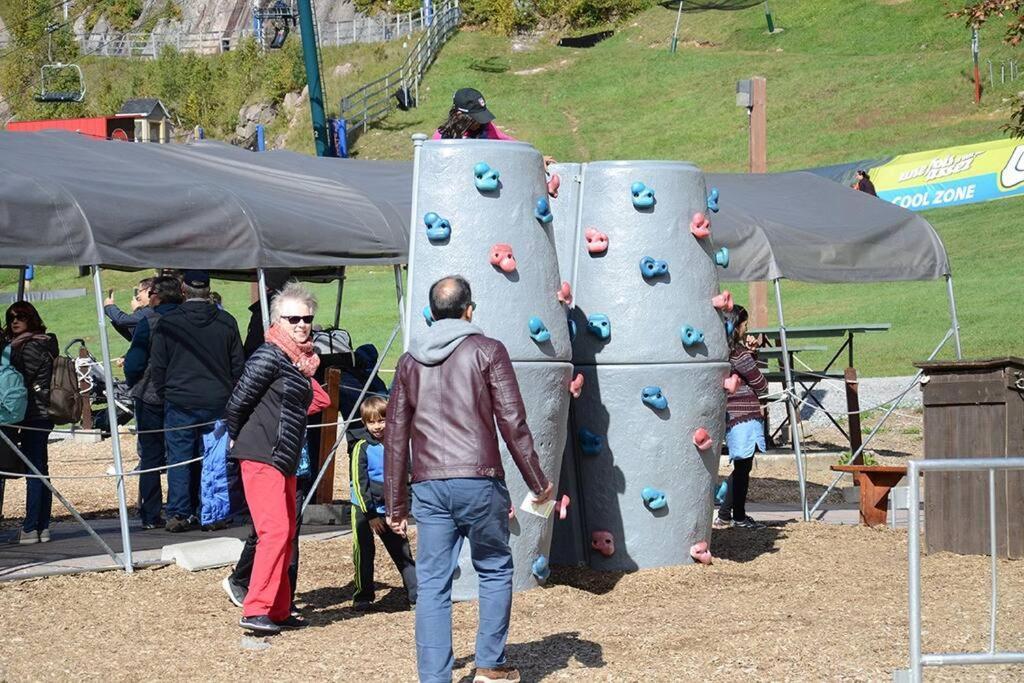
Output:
top-left (434, 87), bottom-right (517, 141)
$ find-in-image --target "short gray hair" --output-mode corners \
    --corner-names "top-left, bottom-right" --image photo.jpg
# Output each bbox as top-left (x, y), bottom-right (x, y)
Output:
top-left (270, 281), bottom-right (318, 324)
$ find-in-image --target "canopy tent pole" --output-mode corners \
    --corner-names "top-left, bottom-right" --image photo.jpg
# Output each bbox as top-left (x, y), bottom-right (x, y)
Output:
top-left (403, 134), bottom-right (428, 351)
top-left (945, 274), bottom-right (963, 359)
top-left (773, 278), bottom-right (809, 521)
top-left (393, 264), bottom-right (406, 339)
top-left (333, 266), bottom-right (347, 328)
top-left (16, 266), bottom-right (27, 300)
top-left (91, 266), bottom-right (134, 572)
top-left (257, 269), bottom-right (271, 333)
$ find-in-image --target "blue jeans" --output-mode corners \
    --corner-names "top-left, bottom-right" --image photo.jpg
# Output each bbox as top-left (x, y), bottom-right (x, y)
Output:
top-left (163, 402), bottom-right (220, 520)
top-left (135, 400), bottom-right (165, 525)
top-left (412, 478), bottom-right (513, 683)
top-left (18, 420), bottom-right (54, 533)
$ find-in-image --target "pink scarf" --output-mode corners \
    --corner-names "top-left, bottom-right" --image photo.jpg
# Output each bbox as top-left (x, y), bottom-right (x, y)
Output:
top-left (265, 324), bottom-right (320, 378)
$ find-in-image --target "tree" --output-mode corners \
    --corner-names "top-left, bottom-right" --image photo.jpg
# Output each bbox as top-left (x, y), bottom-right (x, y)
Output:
top-left (951, 1), bottom-right (1024, 137)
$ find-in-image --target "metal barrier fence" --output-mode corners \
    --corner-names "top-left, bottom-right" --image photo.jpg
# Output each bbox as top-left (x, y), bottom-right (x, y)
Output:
top-left (0, 9), bottom-right (433, 57)
top-left (894, 457), bottom-right (1024, 682)
top-left (338, 0), bottom-right (460, 141)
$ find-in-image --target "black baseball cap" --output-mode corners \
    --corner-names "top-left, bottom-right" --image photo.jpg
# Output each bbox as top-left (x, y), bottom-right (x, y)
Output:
top-left (453, 87), bottom-right (494, 125)
top-left (182, 269), bottom-right (210, 288)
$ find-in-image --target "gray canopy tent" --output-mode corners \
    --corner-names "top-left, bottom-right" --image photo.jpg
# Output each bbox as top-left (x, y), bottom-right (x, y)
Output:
top-left (0, 131), bottom-right (413, 571)
top-left (705, 171), bottom-right (961, 519)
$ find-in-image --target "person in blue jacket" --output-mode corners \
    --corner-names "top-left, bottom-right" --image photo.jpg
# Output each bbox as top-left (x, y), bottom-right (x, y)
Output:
top-left (349, 395), bottom-right (417, 609)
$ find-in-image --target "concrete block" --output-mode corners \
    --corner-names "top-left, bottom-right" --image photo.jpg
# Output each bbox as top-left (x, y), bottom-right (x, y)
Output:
top-left (160, 537), bottom-right (243, 571)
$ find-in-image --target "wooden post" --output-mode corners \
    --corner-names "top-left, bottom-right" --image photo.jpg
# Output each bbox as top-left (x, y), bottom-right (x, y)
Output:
top-left (747, 76), bottom-right (769, 327)
top-left (845, 367), bottom-right (863, 464)
top-left (78, 346), bottom-right (93, 430)
top-left (315, 367), bottom-right (341, 504)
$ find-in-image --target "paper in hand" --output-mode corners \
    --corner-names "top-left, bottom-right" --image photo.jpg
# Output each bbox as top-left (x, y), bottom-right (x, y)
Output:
top-left (520, 493), bottom-right (555, 519)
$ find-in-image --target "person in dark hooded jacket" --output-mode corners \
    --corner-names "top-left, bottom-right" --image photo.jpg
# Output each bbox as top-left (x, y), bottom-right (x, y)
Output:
top-left (149, 271), bottom-right (244, 532)
top-left (2, 301), bottom-right (57, 544)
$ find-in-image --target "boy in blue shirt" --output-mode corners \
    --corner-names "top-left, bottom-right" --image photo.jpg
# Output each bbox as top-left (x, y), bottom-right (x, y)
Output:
top-left (349, 395), bottom-right (417, 609)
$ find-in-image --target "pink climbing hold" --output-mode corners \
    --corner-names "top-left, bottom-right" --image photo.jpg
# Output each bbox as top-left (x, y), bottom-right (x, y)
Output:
top-left (509, 503), bottom-right (516, 520)
top-left (569, 373), bottom-right (585, 398)
top-left (690, 212), bottom-right (712, 239)
top-left (547, 173), bottom-right (561, 198)
top-left (591, 530), bottom-right (615, 557)
top-left (690, 540), bottom-right (713, 565)
top-left (584, 227), bottom-right (609, 254)
top-left (723, 374), bottom-right (741, 395)
top-left (557, 281), bottom-right (573, 306)
top-left (711, 290), bottom-right (734, 311)
top-left (693, 427), bottom-right (714, 451)
top-left (554, 494), bottom-right (570, 521)
top-left (489, 243), bottom-right (517, 273)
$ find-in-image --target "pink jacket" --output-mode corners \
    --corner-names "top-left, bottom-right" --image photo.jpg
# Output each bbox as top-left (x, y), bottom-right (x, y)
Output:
top-left (431, 122), bottom-right (517, 141)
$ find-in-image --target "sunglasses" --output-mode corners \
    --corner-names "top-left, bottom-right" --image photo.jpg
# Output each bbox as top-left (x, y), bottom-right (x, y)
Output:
top-left (282, 315), bottom-right (314, 325)
top-left (6, 313), bottom-right (29, 322)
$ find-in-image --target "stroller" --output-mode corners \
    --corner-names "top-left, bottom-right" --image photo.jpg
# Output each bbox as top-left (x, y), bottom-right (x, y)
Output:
top-left (64, 339), bottom-right (134, 437)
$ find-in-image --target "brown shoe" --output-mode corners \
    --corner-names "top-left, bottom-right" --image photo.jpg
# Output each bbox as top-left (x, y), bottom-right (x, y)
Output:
top-left (474, 666), bottom-right (520, 682)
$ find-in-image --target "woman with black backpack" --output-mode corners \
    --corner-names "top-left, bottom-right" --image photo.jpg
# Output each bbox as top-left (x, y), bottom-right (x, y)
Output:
top-left (3, 302), bottom-right (57, 544)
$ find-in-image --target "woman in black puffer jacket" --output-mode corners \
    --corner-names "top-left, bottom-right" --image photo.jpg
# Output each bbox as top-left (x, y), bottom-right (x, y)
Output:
top-left (3, 301), bottom-right (58, 545)
top-left (226, 282), bottom-right (327, 634)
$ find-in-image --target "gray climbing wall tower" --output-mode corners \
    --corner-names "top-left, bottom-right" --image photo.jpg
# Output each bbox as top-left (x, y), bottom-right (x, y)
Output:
top-left (552, 161), bottom-right (732, 572)
top-left (405, 138), bottom-right (572, 599)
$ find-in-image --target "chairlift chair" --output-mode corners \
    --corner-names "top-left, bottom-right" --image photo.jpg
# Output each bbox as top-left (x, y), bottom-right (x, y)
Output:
top-left (35, 62), bottom-right (86, 103)
top-left (255, 0), bottom-right (297, 49)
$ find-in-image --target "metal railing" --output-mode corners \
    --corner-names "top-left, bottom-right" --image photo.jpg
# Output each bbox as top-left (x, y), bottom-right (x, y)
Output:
top-left (0, 8), bottom-right (435, 57)
top-left (339, 0), bottom-right (460, 140)
top-left (894, 457), bottom-right (1024, 682)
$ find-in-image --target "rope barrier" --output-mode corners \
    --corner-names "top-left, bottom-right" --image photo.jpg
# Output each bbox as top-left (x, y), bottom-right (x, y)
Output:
top-left (783, 376), bottom-right (923, 417)
top-left (0, 455), bottom-right (203, 480)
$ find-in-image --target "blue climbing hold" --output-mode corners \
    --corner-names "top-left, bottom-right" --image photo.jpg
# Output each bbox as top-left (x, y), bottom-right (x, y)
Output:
top-left (528, 316), bottom-right (551, 343)
top-left (631, 181), bottom-right (655, 209)
top-left (641, 486), bottom-right (668, 510)
top-left (725, 318), bottom-right (735, 336)
top-left (423, 306), bottom-right (434, 326)
top-left (641, 386), bottom-right (668, 411)
top-left (680, 325), bottom-right (705, 347)
top-left (423, 212), bottom-right (451, 243)
top-left (531, 555), bottom-right (550, 582)
top-left (474, 162), bottom-right (500, 192)
top-left (535, 196), bottom-right (553, 223)
top-left (715, 247), bottom-right (730, 268)
top-left (586, 313), bottom-right (611, 340)
top-left (707, 187), bottom-right (720, 213)
top-left (578, 428), bottom-right (604, 455)
top-left (714, 480), bottom-right (727, 505)
top-left (567, 317), bottom-right (577, 342)
top-left (639, 255), bottom-right (669, 279)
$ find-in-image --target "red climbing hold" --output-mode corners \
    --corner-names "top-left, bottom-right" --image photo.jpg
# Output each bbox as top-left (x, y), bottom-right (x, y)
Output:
top-left (489, 243), bottom-right (517, 273)
top-left (693, 427), bottom-right (714, 451)
top-left (547, 173), bottom-right (561, 198)
top-left (569, 373), bottom-right (585, 398)
top-left (711, 290), bottom-right (734, 311)
top-left (723, 374), bottom-right (741, 395)
top-left (509, 503), bottom-right (516, 520)
top-left (557, 281), bottom-right (573, 306)
top-left (690, 540), bottom-right (713, 565)
top-left (690, 212), bottom-right (712, 239)
top-left (554, 494), bottom-right (570, 521)
top-left (584, 227), bottom-right (609, 254)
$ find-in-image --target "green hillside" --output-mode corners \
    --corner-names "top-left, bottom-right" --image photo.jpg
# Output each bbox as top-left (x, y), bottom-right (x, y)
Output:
top-left (3, 0), bottom-right (1022, 376)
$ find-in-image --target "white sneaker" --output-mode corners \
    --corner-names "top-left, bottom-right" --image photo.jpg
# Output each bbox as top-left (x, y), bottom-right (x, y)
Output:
top-left (18, 530), bottom-right (38, 544)
top-left (38, 529), bottom-right (51, 543)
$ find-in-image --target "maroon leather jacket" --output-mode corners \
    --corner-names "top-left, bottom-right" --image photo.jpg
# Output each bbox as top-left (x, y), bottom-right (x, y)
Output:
top-left (383, 332), bottom-right (549, 519)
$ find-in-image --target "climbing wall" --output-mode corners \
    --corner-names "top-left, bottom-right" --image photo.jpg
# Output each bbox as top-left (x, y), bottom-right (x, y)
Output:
top-left (552, 161), bottom-right (733, 571)
top-left (405, 139), bottom-right (572, 599)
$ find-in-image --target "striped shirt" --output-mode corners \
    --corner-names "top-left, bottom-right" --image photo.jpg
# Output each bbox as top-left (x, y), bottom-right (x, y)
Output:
top-left (727, 347), bottom-right (769, 429)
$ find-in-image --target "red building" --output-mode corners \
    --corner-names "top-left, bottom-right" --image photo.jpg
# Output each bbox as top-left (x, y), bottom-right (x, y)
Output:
top-left (5, 99), bottom-right (172, 142)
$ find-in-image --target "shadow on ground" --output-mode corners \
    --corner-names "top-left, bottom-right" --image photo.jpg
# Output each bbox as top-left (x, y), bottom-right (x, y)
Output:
top-left (454, 631), bottom-right (605, 681)
top-left (298, 581), bottom-right (414, 627)
top-left (710, 521), bottom-right (787, 563)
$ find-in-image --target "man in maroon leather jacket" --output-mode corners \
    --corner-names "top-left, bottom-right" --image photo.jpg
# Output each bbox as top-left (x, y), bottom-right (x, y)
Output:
top-left (384, 275), bottom-right (553, 683)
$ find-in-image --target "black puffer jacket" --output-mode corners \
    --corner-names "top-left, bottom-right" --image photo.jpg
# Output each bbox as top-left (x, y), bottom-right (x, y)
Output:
top-left (9, 334), bottom-right (59, 422)
top-left (226, 343), bottom-right (312, 476)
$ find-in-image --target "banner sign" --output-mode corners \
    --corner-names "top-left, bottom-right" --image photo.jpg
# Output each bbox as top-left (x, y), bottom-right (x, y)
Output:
top-left (870, 138), bottom-right (1024, 211)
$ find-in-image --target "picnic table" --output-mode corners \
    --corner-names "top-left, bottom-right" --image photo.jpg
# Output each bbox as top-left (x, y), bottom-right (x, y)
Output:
top-left (830, 464), bottom-right (908, 527)
top-left (749, 323), bottom-right (891, 454)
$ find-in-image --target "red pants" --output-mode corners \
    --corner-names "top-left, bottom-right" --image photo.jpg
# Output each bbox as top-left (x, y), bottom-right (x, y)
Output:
top-left (240, 460), bottom-right (297, 621)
